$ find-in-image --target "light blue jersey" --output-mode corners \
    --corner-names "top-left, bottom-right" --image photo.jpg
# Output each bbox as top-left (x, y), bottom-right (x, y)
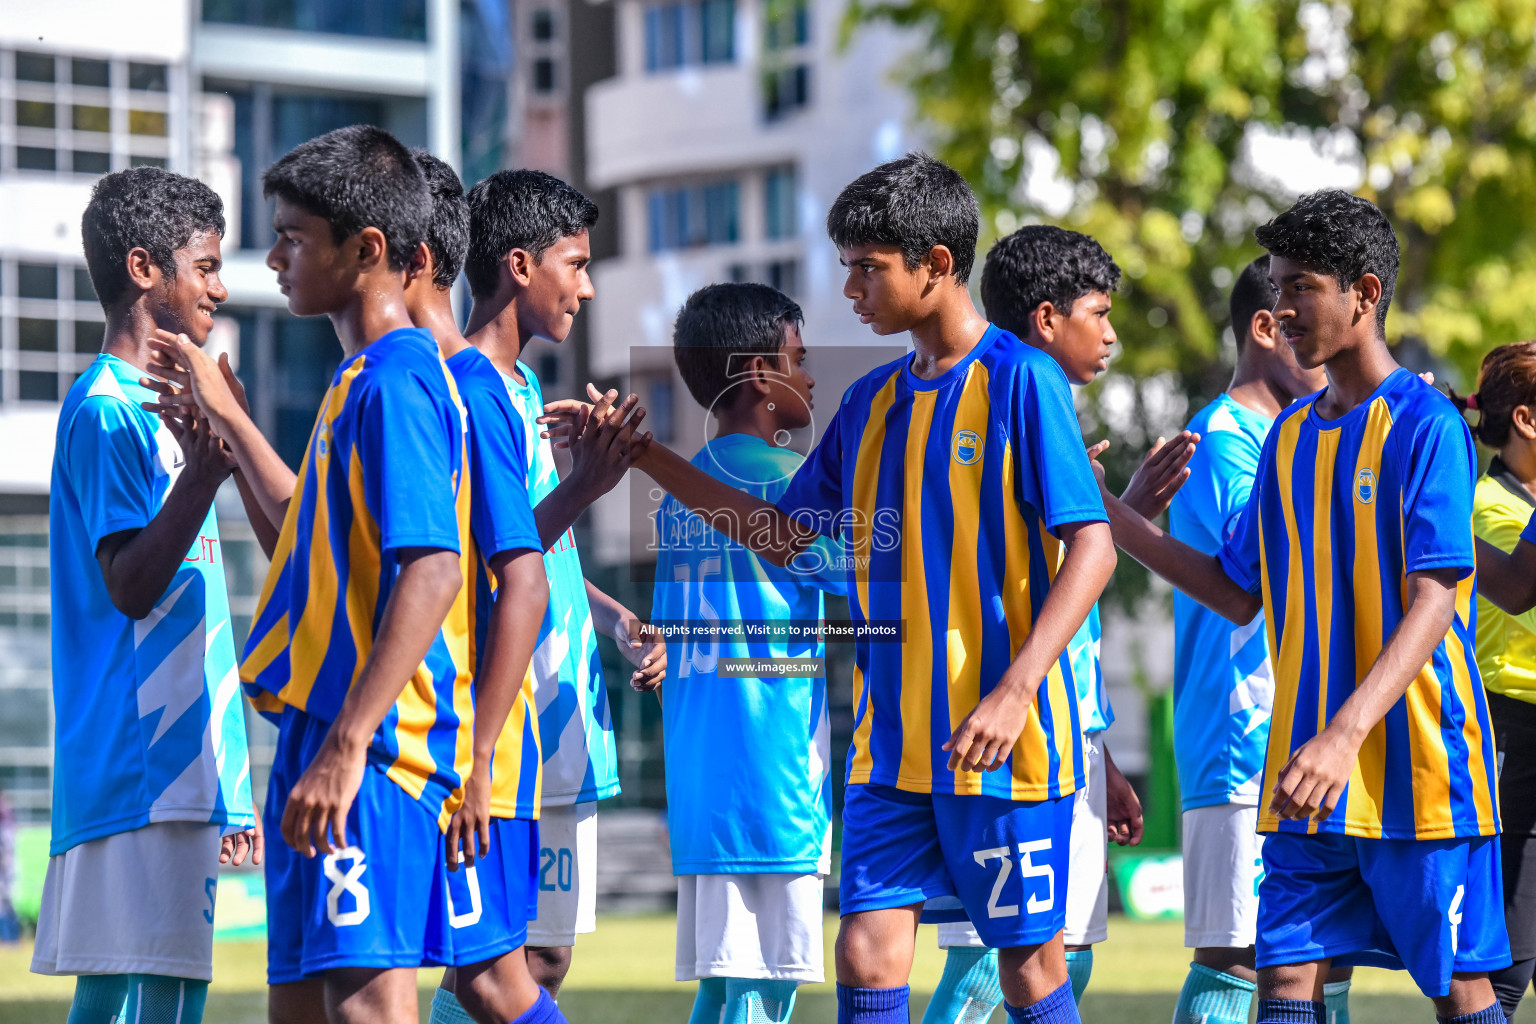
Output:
top-left (48, 354), bottom-right (254, 855)
top-left (499, 361), bottom-right (618, 805)
top-left (652, 434), bottom-right (846, 874)
top-left (1168, 394), bottom-right (1273, 810)
top-left (1070, 605), bottom-right (1113, 734)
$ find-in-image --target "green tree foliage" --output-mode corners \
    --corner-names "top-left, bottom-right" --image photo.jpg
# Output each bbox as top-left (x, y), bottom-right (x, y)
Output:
top-left (848, 0), bottom-right (1536, 608)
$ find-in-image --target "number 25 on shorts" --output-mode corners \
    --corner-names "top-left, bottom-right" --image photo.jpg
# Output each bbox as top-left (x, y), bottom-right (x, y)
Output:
top-left (974, 839), bottom-right (1054, 919)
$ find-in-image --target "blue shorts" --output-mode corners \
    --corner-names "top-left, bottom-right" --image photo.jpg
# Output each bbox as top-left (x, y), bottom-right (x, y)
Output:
top-left (427, 816), bottom-right (541, 967)
top-left (840, 783), bottom-right (1072, 948)
top-left (265, 707), bottom-right (452, 983)
top-left (1257, 831), bottom-right (1511, 997)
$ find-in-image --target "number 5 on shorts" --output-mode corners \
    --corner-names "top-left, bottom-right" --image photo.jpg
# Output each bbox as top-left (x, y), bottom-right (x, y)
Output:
top-left (973, 839), bottom-right (1055, 919)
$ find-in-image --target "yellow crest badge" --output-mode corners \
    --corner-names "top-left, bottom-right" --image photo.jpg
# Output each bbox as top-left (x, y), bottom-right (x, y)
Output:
top-left (953, 429), bottom-right (981, 465)
top-left (1355, 467), bottom-right (1376, 504)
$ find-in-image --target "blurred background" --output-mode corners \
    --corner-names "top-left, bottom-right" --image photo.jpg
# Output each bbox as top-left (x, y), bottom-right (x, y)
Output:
top-left (2, 0), bottom-right (1536, 977)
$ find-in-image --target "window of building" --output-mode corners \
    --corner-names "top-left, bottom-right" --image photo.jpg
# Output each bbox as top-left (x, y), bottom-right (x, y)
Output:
top-left (765, 165), bottom-right (796, 240)
top-left (2, 50), bottom-right (174, 176)
top-left (644, 0), bottom-right (736, 72)
top-left (761, 0), bottom-right (811, 120)
top-left (0, 258), bottom-right (106, 406)
top-left (524, 4), bottom-right (564, 99)
top-left (200, 0), bottom-right (428, 42)
top-left (533, 58), bottom-right (557, 93)
top-left (648, 179), bottom-right (740, 252)
top-left (726, 258), bottom-right (800, 297)
top-left (532, 7), bottom-right (556, 41)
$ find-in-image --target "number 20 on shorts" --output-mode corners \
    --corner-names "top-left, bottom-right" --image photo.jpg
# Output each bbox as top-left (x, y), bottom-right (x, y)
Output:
top-left (539, 846), bottom-right (574, 892)
top-left (974, 839), bottom-right (1054, 918)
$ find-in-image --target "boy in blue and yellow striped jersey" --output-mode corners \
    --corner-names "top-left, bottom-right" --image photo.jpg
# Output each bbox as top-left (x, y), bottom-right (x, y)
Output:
top-left (1100, 189), bottom-right (1507, 1024)
top-left (155, 126), bottom-right (474, 1024)
top-left (633, 154), bottom-right (1118, 1024)
top-left (401, 152), bottom-right (561, 1024)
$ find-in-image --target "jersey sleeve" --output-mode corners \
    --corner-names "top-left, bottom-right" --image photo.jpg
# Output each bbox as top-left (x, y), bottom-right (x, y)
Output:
top-left (1175, 427), bottom-right (1262, 544)
top-left (63, 396), bottom-right (157, 550)
top-left (777, 402), bottom-right (847, 537)
top-left (355, 368), bottom-right (463, 555)
top-left (1216, 427), bottom-right (1277, 595)
top-left (463, 378), bottom-right (541, 560)
top-left (1398, 407), bottom-right (1477, 575)
top-left (1476, 495), bottom-right (1536, 637)
top-left (1519, 506), bottom-right (1536, 548)
top-left (1012, 355), bottom-right (1107, 534)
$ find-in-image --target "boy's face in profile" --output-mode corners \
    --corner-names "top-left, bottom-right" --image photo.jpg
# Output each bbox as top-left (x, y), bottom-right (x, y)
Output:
top-left (1268, 255), bottom-right (1371, 370)
top-left (838, 243), bottom-right (933, 336)
top-left (1034, 291), bottom-right (1116, 385)
top-left (520, 229), bottom-right (594, 344)
top-left (153, 230), bottom-right (227, 346)
top-left (762, 323), bottom-right (814, 432)
top-left (266, 196), bottom-right (357, 318)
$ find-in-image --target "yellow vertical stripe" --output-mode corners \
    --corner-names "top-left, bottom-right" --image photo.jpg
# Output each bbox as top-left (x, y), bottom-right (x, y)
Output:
top-left (898, 390), bottom-right (936, 790)
top-left (1446, 574), bottom-right (1497, 834)
top-left (1345, 399), bottom-right (1392, 835)
top-left (1309, 429), bottom-right (1338, 835)
top-left (1040, 520), bottom-right (1077, 799)
top-left (846, 372), bottom-right (899, 784)
top-left (1000, 441), bottom-right (1050, 795)
top-left (946, 365), bottom-right (988, 795)
top-left (1257, 410), bottom-right (1309, 833)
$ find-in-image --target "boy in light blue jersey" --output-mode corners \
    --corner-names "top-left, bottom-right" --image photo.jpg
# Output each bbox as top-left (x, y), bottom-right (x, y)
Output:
top-left (1160, 256), bottom-right (1356, 1024)
top-left (462, 169), bottom-right (665, 996)
top-left (634, 155), bottom-right (1119, 1024)
top-left (651, 283), bottom-right (847, 1024)
top-left (403, 152), bottom-right (560, 1024)
top-left (1102, 191), bottom-right (1506, 1024)
top-left (35, 168), bottom-right (258, 1024)
top-left (920, 225), bottom-right (1147, 1021)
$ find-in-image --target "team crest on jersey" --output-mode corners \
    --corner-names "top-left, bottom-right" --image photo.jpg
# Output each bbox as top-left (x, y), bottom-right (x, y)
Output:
top-left (1355, 467), bottom-right (1376, 504)
top-left (316, 424), bottom-right (330, 459)
top-left (952, 429), bottom-right (982, 465)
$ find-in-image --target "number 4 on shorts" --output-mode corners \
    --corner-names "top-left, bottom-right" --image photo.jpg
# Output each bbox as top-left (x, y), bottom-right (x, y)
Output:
top-left (973, 839), bottom-right (1055, 919)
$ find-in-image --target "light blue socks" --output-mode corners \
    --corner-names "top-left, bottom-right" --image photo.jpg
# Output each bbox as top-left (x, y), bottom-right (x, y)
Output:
top-left (1064, 949), bottom-right (1093, 1002)
top-left (430, 988), bottom-right (476, 1024)
top-left (68, 975), bottom-right (129, 1024)
top-left (1322, 978), bottom-right (1351, 1024)
top-left (921, 946), bottom-right (1003, 1024)
top-left (1172, 962), bottom-right (1257, 1024)
top-left (689, 977), bottom-right (729, 1024)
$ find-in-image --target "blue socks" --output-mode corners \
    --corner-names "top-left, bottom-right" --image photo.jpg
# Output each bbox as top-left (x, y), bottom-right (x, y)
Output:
top-left (1064, 949), bottom-right (1093, 1003)
top-left (921, 946), bottom-right (1002, 1024)
top-left (118, 976), bottom-right (209, 1024)
top-left (1004, 980), bottom-right (1080, 1023)
top-left (1322, 978), bottom-right (1351, 1024)
top-left (68, 975), bottom-right (129, 1024)
top-left (430, 988), bottom-right (476, 1024)
top-left (837, 984), bottom-right (909, 1024)
top-left (1172, 962), bottom-right (1257, 1024)
top-left (689, 977), bottom-right (729, 1024)
top-left (1256, 998), bottom-right (1324, 1023)
top-left (724, 979), bottom-right (799, 1023)
top-left (430, 986), bottom-right (566, 1024)
top-left (1436, 1007), bottom-right (1506, 1024)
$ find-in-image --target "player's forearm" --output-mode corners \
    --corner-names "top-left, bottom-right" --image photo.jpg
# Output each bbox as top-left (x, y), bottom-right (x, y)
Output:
top-left (1327, 568), bottom-right (1460, 744)
top-left (471, 551), bottom-right (548, 762)
top-left (1475, 535), bottom-right (1536, 615)
top-left (1103, 488), bottom-right (1261, 623)
top-left (98, 470), bottom-right (223, 619)
top-left (583, 578), bottom-right (631, 641)
top-left (999, 521), bottom-right (1116, 697)
top-left (218, 411), bottom-right (297, 534)
top-left (636, 441), bottom-right (814, 567)
top-left (534, 479), bottom-right (596, 552)
top-left (327, 548), bottom-right (462, 751)
top-left (232, 469), bottom-right (281, 558)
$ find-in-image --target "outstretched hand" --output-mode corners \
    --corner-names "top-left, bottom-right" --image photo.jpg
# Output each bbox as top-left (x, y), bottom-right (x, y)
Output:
top-left (139, 330), bottom-right (250, 433)
top-left (562, 384), bottom-right (653, 500)
top-left (1116, 431), bottom-right (1200, 519)
top-left (616, 618), bottom-right (667, 692)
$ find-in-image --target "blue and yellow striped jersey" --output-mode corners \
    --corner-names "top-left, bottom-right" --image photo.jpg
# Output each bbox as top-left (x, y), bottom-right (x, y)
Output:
top-left (241, 327), bottom-right (474, 829)
top-left (778, 325), bottom-right (1107, 799)
top-left (445, 346), bottom-right (544, 820)
top-left (1219, 368), bottom-right (1498, 840)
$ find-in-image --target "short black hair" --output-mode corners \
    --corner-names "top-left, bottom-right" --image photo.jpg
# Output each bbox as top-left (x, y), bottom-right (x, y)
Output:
top-left (411, 149), bottom-right (468, 288)
top-left (261, 124), bottom-right (428, 272)
top-left (673, 283), bottom-right (804, 410)
top-left (1228, 256), bottom-right (1275, 351)
top-left (1254, 189), bottom-right (1400, 332)
top-left (81, 167), bottom-right (225, 310)
top-left (980, 225), bottom-right (1120, 336)
top-left (826, 152), bottom-right (980, 284)
top-left (464, 170), bottom-right (599, 301)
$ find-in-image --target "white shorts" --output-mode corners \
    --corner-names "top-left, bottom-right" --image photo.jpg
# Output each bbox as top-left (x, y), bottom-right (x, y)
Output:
top-left (676, 873), bottom-right (825, 983)
top-left (937, 732), bottom-right (1108, 948)
top-left (32, 821), bottom-right (224, 979)
top-left (1181, 802), bottom-right (1263, 949)
top-left (526, 801), bottom-right (598, 947)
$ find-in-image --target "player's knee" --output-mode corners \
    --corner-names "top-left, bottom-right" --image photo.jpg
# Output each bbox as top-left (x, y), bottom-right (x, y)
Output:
top-left (525, 945), bottom-right (572, 994)
top-left (834, 917), bottom-right (911, 987)
top-left (1256, 962), bottom-right (1321, 1001)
